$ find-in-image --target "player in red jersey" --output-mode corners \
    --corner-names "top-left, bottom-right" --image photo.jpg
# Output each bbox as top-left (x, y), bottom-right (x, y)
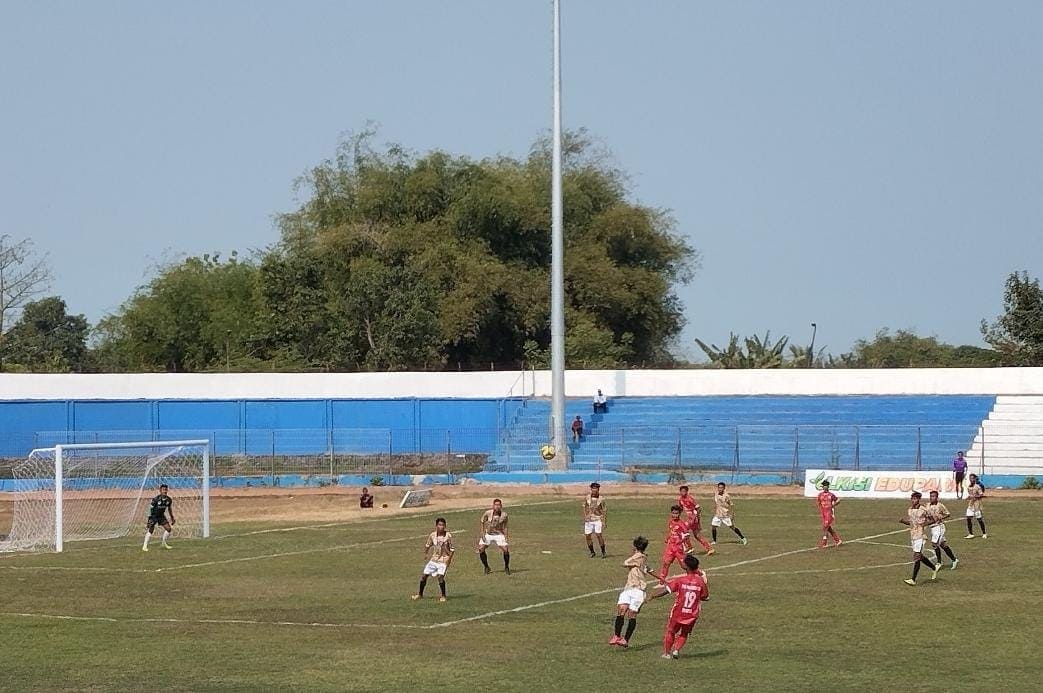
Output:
top-left (648, 554), bottom-right (709, 659)
top-left (677, 485), bottom-right (714, 555)
top-left (816, 480), bottom-right (842, 548)
top-left (659, 505), bottom-right (691, 580)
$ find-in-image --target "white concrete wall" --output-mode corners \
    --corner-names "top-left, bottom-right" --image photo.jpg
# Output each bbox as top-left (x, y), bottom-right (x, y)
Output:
top-left (1, 368), bottom-right (1042, 400)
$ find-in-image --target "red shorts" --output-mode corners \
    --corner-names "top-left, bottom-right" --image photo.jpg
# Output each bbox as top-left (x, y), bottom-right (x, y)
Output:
top-left (661, 545), bottom-right (687, 569)
top-left (687, 518), bottom-right (702, 533)
top-left (665, 617), bottom-right (697, 637)
top-left (820, 514), bottom-right (835, 529)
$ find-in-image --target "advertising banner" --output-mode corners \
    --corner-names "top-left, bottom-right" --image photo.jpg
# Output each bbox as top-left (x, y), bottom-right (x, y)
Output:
top-left (804, 469), bottom-right (962, 499)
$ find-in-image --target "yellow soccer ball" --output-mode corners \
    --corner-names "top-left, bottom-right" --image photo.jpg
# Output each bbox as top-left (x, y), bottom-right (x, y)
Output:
top-left (540, 444), bottom-right (556, 461)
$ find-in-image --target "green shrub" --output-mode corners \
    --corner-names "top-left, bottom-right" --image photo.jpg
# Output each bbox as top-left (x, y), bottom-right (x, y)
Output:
top-left (1020, 476), bottom-right (1041, 490)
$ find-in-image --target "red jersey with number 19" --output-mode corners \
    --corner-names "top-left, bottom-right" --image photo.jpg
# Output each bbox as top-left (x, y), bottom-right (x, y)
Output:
top-left (667, 572), bottom-right (709, 625)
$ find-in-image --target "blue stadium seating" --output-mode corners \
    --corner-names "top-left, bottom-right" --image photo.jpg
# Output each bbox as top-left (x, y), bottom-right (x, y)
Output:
top-left (488, 396), bottom-right (995, 474)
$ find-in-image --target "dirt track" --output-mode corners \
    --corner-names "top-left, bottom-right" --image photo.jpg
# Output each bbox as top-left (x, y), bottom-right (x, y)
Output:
top-left (3, 482), bottom-right (1040, 529)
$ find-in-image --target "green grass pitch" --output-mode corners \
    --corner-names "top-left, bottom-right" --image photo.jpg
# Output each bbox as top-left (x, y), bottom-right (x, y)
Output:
top-left (1, 494), bottom-right (1040, 691)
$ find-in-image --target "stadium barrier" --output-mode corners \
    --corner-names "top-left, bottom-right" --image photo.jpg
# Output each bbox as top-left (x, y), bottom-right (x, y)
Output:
top-left (803, 469), bottom-right (964, 499)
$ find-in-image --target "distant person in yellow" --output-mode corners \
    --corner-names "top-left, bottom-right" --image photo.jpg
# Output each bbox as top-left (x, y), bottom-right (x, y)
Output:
top-left (711, 482), bottom-right (748, 546)
top-left (477, 498), bottom-right (511, 575)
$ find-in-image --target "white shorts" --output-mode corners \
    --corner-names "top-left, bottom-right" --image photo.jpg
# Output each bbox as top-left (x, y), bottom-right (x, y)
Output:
top-left (911, 538), bottom-right (926, 553)
top-left (930, 524), bottom-right (946, 544)
top-left (616, 587), bottom-right (646, 613)
top-left (965, 508), bottom-right (982, 519)
top-left (479, 534), bottom-right (508, 548)
top-left (711, 516), bottom-right (733, 527)
top-left (422, 560), bottom-right (448, 577)
top-left (584, 520), bottom-right (603, 534)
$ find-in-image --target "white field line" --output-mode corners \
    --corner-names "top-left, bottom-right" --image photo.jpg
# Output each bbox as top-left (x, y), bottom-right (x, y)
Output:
top-left (0, 612), bottom-right (425, 629)
top-left (0, 530), bottom-right (466, 574)
top-left (720, 561), bottom-right (912, 577)
top-left (0, 498), bottom-right (573, 560)
top-left (156, 530), bottom-right (467, 573)
top-left (217, 498), bottom-right (575, 539)
top-left (428, 522), bottom-right (935, 629)
top-left (853, 540), bottom-right (911, 550)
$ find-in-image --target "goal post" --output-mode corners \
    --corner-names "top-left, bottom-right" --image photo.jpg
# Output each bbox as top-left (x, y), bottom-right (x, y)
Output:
top-left (1, 439), bottom-right (210, 553)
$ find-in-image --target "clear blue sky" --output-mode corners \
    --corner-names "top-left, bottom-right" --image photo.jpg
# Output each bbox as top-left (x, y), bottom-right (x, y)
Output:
top-left (2, 1), bottom-right (1041, 359)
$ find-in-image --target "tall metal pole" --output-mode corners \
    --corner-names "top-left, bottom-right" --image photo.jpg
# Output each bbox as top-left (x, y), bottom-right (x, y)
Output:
top-left (550, 0), bottom-right (566, 458)
top-left (807, 322), bottom-right (817, 368)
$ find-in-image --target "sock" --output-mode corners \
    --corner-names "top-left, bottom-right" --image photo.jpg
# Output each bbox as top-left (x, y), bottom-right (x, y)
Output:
top-left (712, 527), bottom-right (718, 543)
top-left (966, 518), bottom-right (973, 534)
top-left (479, 551), bottom-right (490, 570)
top-left (586, 540), bottom-right (595, 555)
top-left (438, 578), bottom-right (446, 597)
top-left (624, 618), bottom-right (637, 641)
top-left (418, 575), bottom-right (428, 596)
top-left (921, 556), bottom-right (936, 571)
top-left (733, 527), bottom-right (745, 540)
top-left (912, 559), bottom-right (921, 580)
top-left (142, 532), bottom-right (151, 548)
top-left (978, 519), bottom-right (986, 534)
top-left (697, 536), bottom-right (712, 551)
top-left (663, 631), bottom-right (675, 654)
top-left (673, 633), bottom-right (688, 652)
top-left (599, 541), bottom-right (606, 556)
top-left (828, 528), bottom-right (840, 542)
top-left (934, 547), bottom-right (942, 564)
top-left (503, 552), bottom-right (511, 570)
top-left (614, 615), bottom-right (625, 637)
top-left (943, 545), bottom-right (957, 561)
top-left (161, 530), bottom-right (170, 544)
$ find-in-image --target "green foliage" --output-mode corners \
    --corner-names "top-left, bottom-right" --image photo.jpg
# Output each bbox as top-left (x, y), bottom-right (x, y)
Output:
top-left (1021, 476), bottom-right (1041, 490)
top-left (95, 252), bottom-right (264, 372)
top-left (695, 331), bottom-right (790, 368)
top-left (981, 271), bottom-right (1043, 366)
top-left (91, 131), bottom-right (695, 372)
top-left (368, 475), bottom-right (386, 487)
top-left (839, 328), bottom-right (1002, 368)
top-left (0, 297), bottom-right (88, 372)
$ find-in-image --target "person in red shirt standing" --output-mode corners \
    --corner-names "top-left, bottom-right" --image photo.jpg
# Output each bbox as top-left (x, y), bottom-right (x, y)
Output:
top-left (659, 505), bottom-right (691, 580)
top-left (648, 554), bottom-right (709, 659)
top-left (677, 486), bottom-right (714, 556)
top-left (816, 480), bottom-right (842, 548)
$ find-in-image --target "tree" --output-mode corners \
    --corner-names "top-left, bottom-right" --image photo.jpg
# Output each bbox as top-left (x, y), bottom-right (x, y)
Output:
top-left (839, 328), bottom-right (1002, 368)
top-left (0, 296), bottom-right (88, 372)
top-left (695, 332), bottom-right (790, 368)
top-left (95, 252), bottom-right (264, 372)
top-left (0, 235), bottom-right (53, 370)
top-left (270, 129), bottom-right (696, 371)
top-left (981, 271), bottom-right (1043, 366)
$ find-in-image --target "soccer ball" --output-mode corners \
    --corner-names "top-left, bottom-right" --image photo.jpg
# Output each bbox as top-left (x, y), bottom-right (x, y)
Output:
top-left (540, 444), bottom-right (556, 461)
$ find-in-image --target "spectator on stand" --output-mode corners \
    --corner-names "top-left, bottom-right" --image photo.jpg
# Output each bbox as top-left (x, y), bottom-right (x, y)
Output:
top-left (572, 415), bottom-right (585, 442)
top-left (593, 389), bottom-right (608, 414)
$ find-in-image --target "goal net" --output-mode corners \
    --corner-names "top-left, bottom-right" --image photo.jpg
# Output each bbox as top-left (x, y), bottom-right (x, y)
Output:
top-left (0, 440), bottom-right (210, 553)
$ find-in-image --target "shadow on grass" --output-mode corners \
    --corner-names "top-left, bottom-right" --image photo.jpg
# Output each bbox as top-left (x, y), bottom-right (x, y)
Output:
top-left (624, 642), bottom-right (728, 659)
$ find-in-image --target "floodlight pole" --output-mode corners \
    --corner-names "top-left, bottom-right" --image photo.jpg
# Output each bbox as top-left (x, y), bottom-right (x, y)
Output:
top-left (807, 323), bottom-right (818, 368)
top-left (550, 0), bottom-right (567, 460)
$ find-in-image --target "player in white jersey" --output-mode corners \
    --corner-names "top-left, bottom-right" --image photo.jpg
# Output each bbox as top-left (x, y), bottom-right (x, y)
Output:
top-left (412, 517), bottom-right (455, 602)
top-left (710, 482), bottom-right (748, 546)
top-left (477, 498), bottom-right (511, 575)
top-left (582, 482), bottom-right (607, 558)
top-left (925, 490), bottom-right (959, 570)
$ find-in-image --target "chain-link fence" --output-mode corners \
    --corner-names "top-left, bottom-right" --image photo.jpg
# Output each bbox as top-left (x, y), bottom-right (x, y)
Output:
top-left (2, 423), bottom-right (1024, 482)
